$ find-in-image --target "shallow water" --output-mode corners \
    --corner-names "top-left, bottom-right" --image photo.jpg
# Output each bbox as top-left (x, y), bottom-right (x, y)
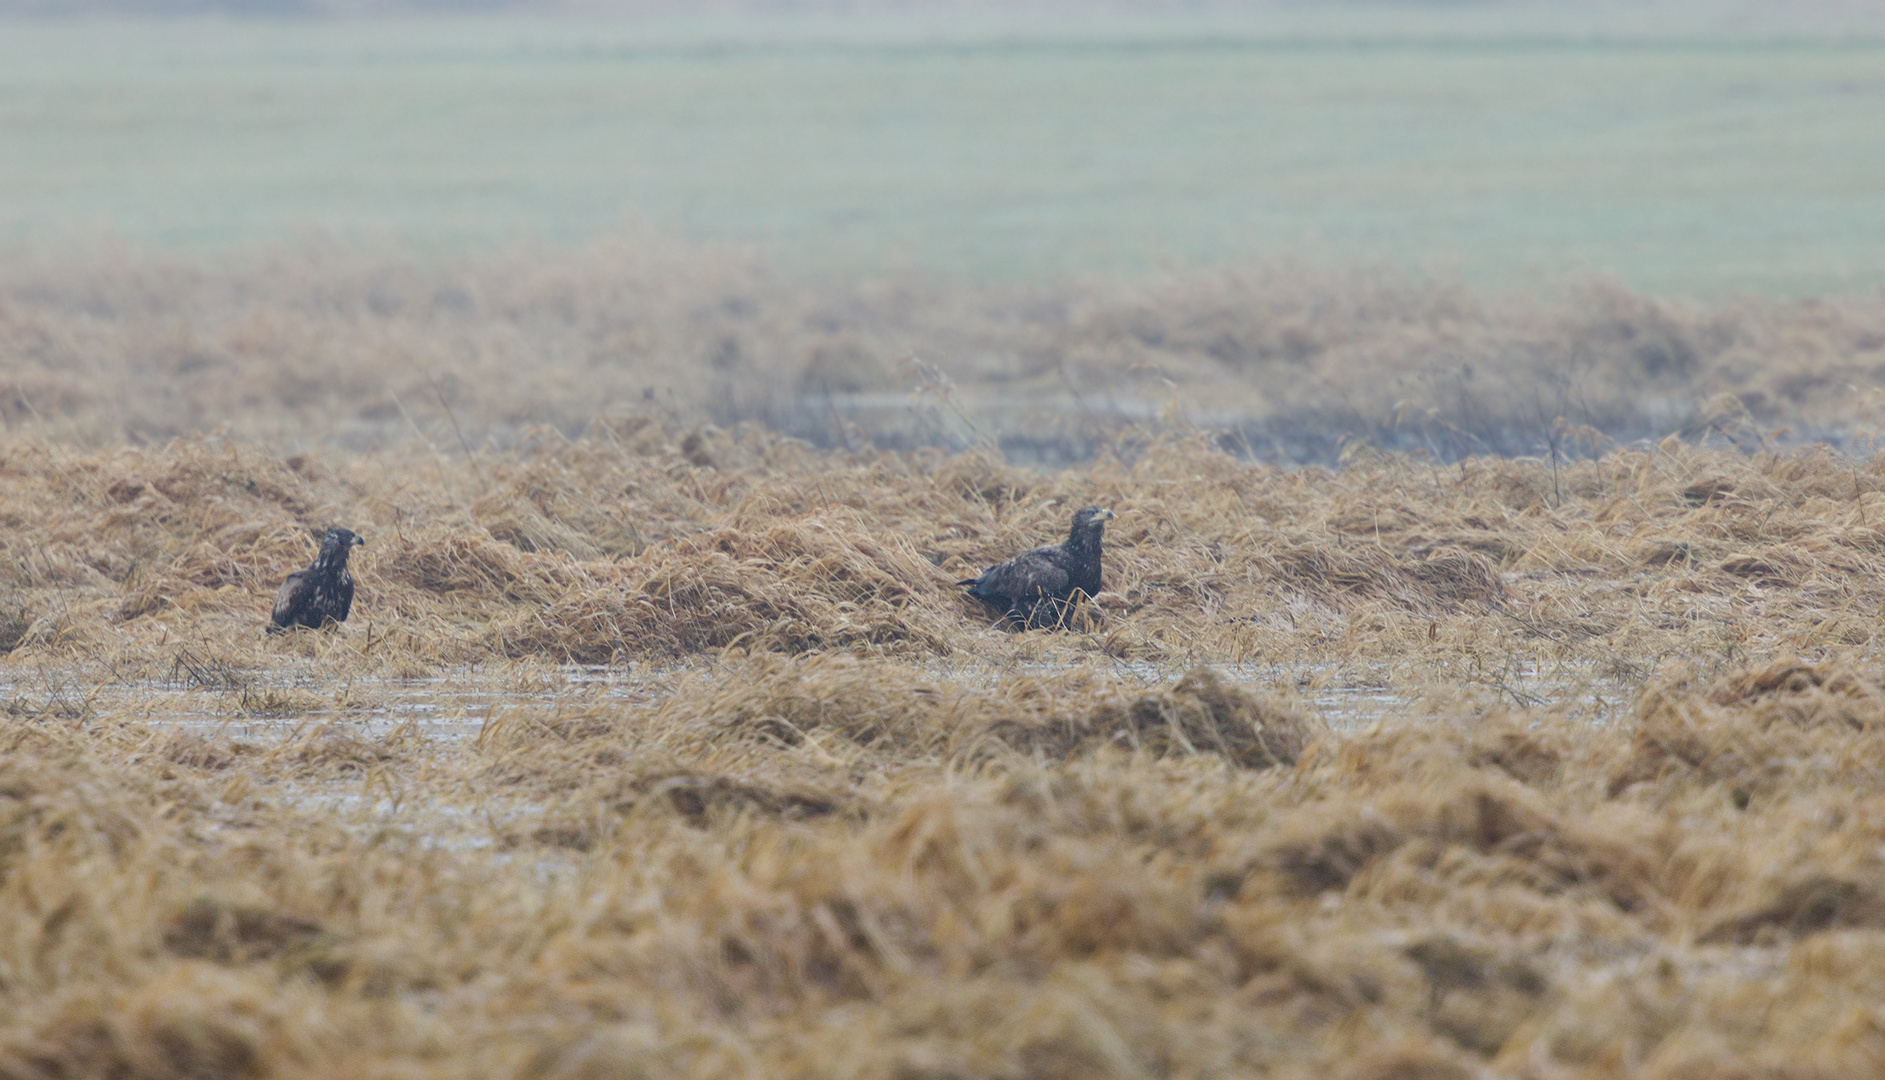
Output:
top-left (0, 656), bottom-right (1634, 741)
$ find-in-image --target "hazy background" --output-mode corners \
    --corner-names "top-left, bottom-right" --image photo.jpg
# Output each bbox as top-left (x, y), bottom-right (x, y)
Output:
top-left (2, 3), bottom-right (1883, 294)
top-left (3, 1), bottom-right (1884, 461)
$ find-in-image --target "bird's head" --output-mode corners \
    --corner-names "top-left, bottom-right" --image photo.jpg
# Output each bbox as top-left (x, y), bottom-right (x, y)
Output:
top-left (1071, 506), bottom-right (1116, 532)
top-left (318, 527), bottom-right (366, 565)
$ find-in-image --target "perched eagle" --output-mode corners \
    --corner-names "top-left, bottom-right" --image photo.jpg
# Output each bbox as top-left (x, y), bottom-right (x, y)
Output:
top-left (958, 506), bottom-right (1115, 629)
top-left (268, 528), bottom-right (364, 633)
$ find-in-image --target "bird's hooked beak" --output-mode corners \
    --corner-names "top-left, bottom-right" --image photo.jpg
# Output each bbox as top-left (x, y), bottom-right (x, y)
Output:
top-left (1098, 508), bottom-right (1117, 521)
top-left (353, 535), bottom-right (366, 547)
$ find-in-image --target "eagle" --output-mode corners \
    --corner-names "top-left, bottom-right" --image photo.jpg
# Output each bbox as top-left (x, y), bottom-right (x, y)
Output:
top-left (268, 528), bottom-right (364, 633)
top-left (958, 506), bottom-right (1115, 629)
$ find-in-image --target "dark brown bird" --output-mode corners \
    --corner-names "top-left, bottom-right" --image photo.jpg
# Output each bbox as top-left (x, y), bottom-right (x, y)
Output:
top-left (268, 528), bottom-right (364, 633)
top-left (958, 506), bottom-right (1114, 629)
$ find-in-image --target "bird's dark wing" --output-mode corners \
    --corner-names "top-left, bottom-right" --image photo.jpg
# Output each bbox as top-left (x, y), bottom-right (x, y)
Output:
top-left (966, 546), bottom-right (1071, 605)
top-left (334, 571), bottom-right (354, 624)
top-left (270, 570), bottom-right (314, 631)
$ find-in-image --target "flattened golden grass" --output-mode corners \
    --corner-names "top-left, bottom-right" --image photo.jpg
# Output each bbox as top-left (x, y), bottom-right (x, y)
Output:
top-left (6, 241), bottom-right (1885, 460)
top-left (3, 422), bottom-right (1884, 681)
top-left (6, 653), bottom-right (1885, 1077)
top-left (4, 426), bottom-right (1885, 1076)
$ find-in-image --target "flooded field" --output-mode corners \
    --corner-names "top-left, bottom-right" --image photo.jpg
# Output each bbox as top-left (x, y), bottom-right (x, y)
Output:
top-left (5, 5), bottom-right (1885, 1064)
top-left (0, 657), bottom-right (1627, 742)
top-left (2, 422), bottom-right (1884, 1076)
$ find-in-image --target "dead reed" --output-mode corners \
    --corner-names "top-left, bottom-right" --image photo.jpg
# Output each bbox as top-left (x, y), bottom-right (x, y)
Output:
top-left (1, 422), bottom-right (1883, 685)
top-left (5, 239), bottom-right (1885, 460)
top-left (4, 650), bottom-right (1885, 1077)
top-left (0, 391), bottom-right (1883, 1074)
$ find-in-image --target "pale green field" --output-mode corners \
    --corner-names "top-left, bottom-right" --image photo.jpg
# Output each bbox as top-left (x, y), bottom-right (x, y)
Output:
top-left (2, 6), bottom-right (1884, 294)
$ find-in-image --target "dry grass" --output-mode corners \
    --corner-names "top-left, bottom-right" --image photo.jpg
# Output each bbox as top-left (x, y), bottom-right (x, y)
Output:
top-left (3, 421), bottom-right (1883, 682)
top-left (7, 238), bottom-right (1885, 1075)
top-left (5, 239), bottom-right (1885, 461)
top-left (7, 649), bottom-right (1885, 1077)
top-left (0, 425), bottom-right (1879, 1074)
